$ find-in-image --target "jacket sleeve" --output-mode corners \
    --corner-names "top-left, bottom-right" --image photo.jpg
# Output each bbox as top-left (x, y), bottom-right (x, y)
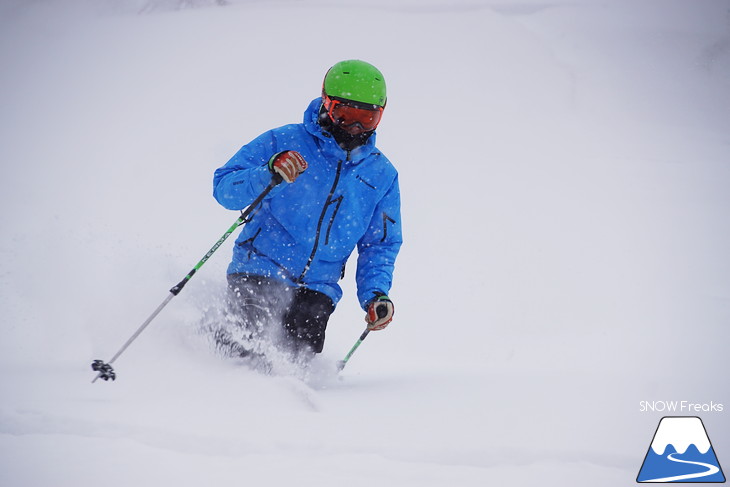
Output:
top-left (355, 174), bottom-right (403, 309)
top-left (213, 131), bottom-right (285, 210)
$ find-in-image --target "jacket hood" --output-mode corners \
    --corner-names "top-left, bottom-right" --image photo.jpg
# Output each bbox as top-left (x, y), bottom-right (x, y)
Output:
top-left (302, 98), bottom-right (378, 163)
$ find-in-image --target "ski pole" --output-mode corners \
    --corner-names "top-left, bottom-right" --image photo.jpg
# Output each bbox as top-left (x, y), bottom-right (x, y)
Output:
top-left (91, 177), bottom-right (281, 383)
top-left (337, 328), bottom-right (370, 372)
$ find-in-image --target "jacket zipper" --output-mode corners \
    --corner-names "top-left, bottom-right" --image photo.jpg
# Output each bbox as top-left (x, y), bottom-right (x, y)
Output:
top-left (297, 154), bottom-right (346, 283)
top-left (324, 195), bottom-right (343, 245)
top-left (381, 212), bottom-right (396, 242)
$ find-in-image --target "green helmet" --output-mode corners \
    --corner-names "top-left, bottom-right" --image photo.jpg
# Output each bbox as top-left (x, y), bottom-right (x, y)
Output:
top-left (322, 60), bottom-right (387, 107)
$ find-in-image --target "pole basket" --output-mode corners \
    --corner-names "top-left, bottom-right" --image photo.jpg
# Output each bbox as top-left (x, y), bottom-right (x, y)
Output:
top-left (91, 359), bottom-right (116, 381)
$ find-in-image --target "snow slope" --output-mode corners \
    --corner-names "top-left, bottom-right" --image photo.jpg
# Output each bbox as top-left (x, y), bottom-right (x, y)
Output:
top-left (1, 1), bottom-right (729, 486)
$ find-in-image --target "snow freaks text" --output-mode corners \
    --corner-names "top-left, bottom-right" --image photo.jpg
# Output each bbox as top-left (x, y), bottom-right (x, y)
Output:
top-left (639, 401), bottom-right (724, 413)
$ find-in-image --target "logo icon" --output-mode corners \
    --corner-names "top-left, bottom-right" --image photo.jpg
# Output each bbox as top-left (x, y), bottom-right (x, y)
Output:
top-left (637, 416), bottom-right (725, 483)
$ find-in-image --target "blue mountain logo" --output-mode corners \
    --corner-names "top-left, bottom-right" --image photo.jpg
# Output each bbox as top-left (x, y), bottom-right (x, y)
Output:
top-left (637, 416), bottom-right (726, 483)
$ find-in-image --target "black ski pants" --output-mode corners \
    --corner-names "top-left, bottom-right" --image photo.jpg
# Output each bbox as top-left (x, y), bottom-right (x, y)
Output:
top-left (226, 273), bottom-right (335, 354)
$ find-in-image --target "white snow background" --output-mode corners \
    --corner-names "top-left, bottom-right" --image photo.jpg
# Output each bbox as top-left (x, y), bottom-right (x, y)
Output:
top-left (1, 0), bottom-right (729, 485)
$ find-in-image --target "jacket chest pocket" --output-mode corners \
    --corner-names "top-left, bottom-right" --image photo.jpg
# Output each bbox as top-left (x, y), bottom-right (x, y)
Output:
top-left (319, 189), bottom-right (377, 258)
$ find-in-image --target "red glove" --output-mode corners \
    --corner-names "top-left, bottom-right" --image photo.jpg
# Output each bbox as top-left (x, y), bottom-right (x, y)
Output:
top-left (365, 294), bottom-right (394, 331)
top-left (268, 150), bottom-right (308, 183)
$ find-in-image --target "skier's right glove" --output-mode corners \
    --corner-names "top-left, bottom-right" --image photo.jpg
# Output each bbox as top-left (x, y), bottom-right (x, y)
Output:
top-left (365, 294), bottom-right (394, 331)
top-left (268, 150), bottom-right (308, 183)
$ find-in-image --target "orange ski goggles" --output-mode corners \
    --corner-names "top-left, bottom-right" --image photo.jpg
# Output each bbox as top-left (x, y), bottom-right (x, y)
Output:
top-left (323, 95), bottom-right (384, 132)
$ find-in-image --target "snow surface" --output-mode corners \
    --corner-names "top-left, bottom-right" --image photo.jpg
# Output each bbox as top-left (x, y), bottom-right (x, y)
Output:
top-left (1, 0), bottom-right (729, 486)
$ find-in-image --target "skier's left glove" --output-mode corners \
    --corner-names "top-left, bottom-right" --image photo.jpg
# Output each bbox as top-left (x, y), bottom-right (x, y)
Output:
top-left (365, 294), bottom-right (394, 331)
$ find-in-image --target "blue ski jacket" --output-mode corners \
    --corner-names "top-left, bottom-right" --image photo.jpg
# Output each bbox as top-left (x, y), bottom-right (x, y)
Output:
top-left (213, 98), bottom-right (402, 309)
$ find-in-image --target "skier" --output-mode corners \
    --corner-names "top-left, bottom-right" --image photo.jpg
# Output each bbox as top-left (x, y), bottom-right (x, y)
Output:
top-left (212, 59), bottom-right (402, 364)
